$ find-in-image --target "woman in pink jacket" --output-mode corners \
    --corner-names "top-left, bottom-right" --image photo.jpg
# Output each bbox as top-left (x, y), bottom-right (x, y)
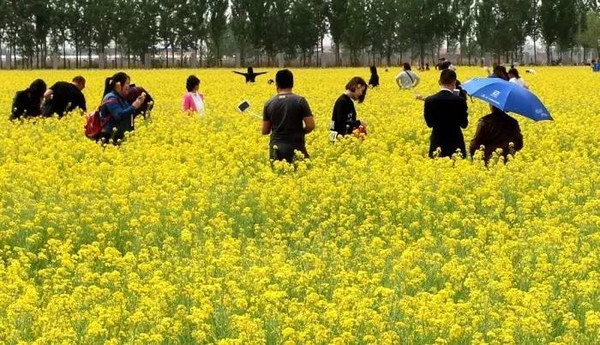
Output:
top-left (182, 75), bottom-right (205, 115)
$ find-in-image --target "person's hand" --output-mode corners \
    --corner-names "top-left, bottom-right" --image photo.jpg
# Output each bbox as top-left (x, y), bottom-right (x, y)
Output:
top-left (415, 94), bottom-right (425, 101)
top-left (43, 90), bottom-right (53, 100)
top-left (132, 93), bottom-right (146, 109)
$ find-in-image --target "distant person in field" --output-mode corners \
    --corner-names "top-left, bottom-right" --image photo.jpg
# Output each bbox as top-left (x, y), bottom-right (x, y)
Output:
top-left (423, 69), bottom-right (469, 158)
top-left (182, 75), bottom-right (205, 115)
top-left (508, 68), bottom-right (528, 89)
top-left (125, 84), bottom-right (153, 118)
top-left (330, 77), bottom-right (368, 139)
top-left (100, 72), bottom-right (146, 144)
top-left (42, 76), bottom-right (87, 118)
top-left (368, 66), bottom-right (380, 88)
top-left (488, 64), bottom-right (509, 80)
top-left (469, 105), bottom-right (523, 163)
top-left (234, 67), bottom-right (267, 83)
top-left (396, 63), bottom-right (420, 89)
top-left (10, 79), bottom-right (47, 120)
top-left (262, 69), bottom-right (315, 163)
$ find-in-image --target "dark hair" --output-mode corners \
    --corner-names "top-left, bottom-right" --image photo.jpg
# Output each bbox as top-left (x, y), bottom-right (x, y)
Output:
top-left (493, 65), bottom-right (508, 80)
top-left (103, 72), bottom-right (130, 97)
top-left (508, 68), bottom-right (520, 79)
top-left (440, 61), bottom-right (452, 70)
top-left (403, 62), bottom-right (411, 71)
top-left (345, 76), bottom-right (367, 103)
top-left (370, 66), bottom-right (378, 74)
top-left (28, 79), bottom-right (47, 99)
top-left (248, 66), bottom-right (254, 74)
top-left (186, 75), bottom-right (201, 92)
top-left (440, 69), bottom-right (457, 85)
top-left (276, 69), bottom-right (294, 89)
top-left (72, 75), bottom-right (86, 86)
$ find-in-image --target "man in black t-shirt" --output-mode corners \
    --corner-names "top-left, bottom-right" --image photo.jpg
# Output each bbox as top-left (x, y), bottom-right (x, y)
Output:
top-left (42, 76), bottom-right (86, 117)
top-left (330, 77), bottom-right (368, 139)
top-left (262, 69), bottom-right (315, 163)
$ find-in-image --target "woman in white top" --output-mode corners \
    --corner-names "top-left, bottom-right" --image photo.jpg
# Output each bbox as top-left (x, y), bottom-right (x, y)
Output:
top-left (508, 68), bottom-right (528, 89)
top-left (182, 75), bottom-right (206, 115)
top-left (395, 63), bottom-right (420, 89)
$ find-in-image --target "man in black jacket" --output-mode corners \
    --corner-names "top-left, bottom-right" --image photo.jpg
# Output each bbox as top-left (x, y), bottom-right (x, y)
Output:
top-left (42, 76), bottom-right (87, 117)
top-left (424, 69), bottom-right (469, 158)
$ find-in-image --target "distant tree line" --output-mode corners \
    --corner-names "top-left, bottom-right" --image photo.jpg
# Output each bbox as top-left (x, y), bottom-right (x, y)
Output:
top-left (0, 0), bottom-right (599, 68)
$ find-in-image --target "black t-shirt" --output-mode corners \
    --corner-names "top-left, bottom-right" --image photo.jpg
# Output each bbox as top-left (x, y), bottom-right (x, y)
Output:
top-left (43, 82), bottom-right (86, 117)
top-left (331, 94), bottom-right (360, 136)
top-left (263, 93), bottom-right (312, 144)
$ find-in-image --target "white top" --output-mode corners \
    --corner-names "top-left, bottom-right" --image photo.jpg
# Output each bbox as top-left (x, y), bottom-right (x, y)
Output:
top-left (509, 77), bottom-right (526, 88)
top-left (191, 92), bottom-right (205, 115)
top-left (396, 71), bottom-right (420, 89)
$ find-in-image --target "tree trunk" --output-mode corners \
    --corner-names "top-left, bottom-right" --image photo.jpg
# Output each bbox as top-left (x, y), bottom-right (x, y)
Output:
top-left (63, 42), bottom-right (67, 69)
top-left (171, 44), bottom-right (175, 67)
top-left (165, 46), bottom-right (169, 67)
top-left (335, 43), bottom-right (340, 66)
top-left (546, 44), bottom-right (551, 65)
top-left (88, 48), bottom-right (92, 68)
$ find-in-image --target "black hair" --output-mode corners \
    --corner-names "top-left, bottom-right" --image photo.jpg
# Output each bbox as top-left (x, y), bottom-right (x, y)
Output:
top-left (276, 69), bottom-right (294, 89)
top-left (248, 67), bottom-right (254, 74)
top-left (345, 76), bottom-right (367, 103)
top-left (103, 72), bottom-right (130, 97)
top-left (439, 69), bottom-right (457, 85)
top-left (508, 68), bottom-right (520, 79)
top-left (493, 65), bottom-right (508, 80)
top-left (72, 76), bottom-right (86, 85)
top-left (440, 61), bottom-right (452, 70)
top-left (28, 79), bottom-right (47, 99)
top-left (186, 75), bottom-right (201, 92)
top-left (370, 66), bottom-right (377, 75)
top-left (403, 62), bottom-right (411, 71)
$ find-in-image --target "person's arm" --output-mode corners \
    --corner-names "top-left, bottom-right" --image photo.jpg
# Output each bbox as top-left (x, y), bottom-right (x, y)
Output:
top-left (182, 94), bottom-right (193, 112)
top-left (9, 93), bottom-right (24, 120)
top-left (331, 99), bottom-right (346, 134)
top-left (255, 72), bottom-right (267, 76)
top-left (301, 98), bottom-right (315, 134)
top-left (413, 73), bottom-right (421, 88)
top-left (423, 98), bottom-right (435, 128)
top-left (262, 120), bottom-right (272, 135)
top-left (459, 100), bottom-right (469, 129)
top-left (104, 98), bottom-right (136, 120)
top-left (303, 116), bottom-right (315, 133)
top-left (395, 74), bottom-right (402, 88)
top-left (233, 71), bottom-right (245, 76)
top-left (262, 103), bottom-right (271, 135)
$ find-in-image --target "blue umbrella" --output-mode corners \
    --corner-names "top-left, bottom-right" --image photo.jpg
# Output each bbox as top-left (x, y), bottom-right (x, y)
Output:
top-left (461, 77), bottom-right (553, 121)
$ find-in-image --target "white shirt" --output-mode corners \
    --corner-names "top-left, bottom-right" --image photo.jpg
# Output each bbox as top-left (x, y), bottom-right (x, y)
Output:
top-left (396, 70), bottom-right (420, 89)
top-left (509, 77), bottom-right (526, 88)
top-left (191, 92), bottom-right (205, 115)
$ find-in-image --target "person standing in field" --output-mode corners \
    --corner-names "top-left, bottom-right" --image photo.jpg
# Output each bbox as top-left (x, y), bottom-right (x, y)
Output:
top-left (262, 69), bottom-right (315, 163)
top-left (182, 75), bottom-right (206, 115)
top-left (330, 77), bottom-right (368, 140)
top-left (423, 69), bottom-right (469, 158)
top-left (395, 63), bottom-right (420, 89)
top-left (368, 66), bottom-right (380, 88)
top-left (234, 67), bottom-right (267, 83)
top-left (508, 68), bottom-right (528, 89)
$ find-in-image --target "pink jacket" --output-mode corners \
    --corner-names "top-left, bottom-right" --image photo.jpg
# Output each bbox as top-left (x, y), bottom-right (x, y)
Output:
top-left (182, 92), bottom-right (205, 112)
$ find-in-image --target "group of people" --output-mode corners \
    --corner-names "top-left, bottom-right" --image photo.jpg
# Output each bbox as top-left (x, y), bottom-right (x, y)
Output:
top-left (9, 62), bottom-right (527, 163)
top-left (263, 63), bottom-right (526, 165)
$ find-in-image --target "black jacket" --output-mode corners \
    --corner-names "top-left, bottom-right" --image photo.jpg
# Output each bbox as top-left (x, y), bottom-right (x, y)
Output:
top-left (42, 82), bottom-right (87, 117)
top-left (424, 90), bottom-right (469, 158)
top-left (10, 90), bottom-right (42, 120)
top-left (469, 109), bottom-right (523, 162)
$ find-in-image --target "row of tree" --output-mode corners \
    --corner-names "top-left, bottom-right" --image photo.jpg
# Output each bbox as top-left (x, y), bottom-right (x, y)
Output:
top-left (1, 0), bottom-right (599, 68)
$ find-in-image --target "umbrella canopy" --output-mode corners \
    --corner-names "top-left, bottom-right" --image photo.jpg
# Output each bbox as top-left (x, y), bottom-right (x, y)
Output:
top-left (462, 77), bottom-right (552, 121)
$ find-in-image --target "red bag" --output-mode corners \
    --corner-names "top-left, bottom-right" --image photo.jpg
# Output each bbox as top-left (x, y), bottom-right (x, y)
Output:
top-left (84, 99), bottom-right (117, 140)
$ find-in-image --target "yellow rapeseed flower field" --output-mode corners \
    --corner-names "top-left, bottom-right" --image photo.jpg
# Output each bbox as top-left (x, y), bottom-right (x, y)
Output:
top-left (0, 67), bottom-right (599, 345)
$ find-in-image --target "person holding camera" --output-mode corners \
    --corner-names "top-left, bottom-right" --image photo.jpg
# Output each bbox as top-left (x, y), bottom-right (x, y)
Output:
top-left (100, 72), bottom-right (146, 144)
top-left (423, 69), bottom-right (469, 158)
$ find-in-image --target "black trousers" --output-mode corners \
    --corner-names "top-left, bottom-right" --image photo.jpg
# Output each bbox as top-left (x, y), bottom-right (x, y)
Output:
top-left (269, 142), bottom-right (309, 163)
